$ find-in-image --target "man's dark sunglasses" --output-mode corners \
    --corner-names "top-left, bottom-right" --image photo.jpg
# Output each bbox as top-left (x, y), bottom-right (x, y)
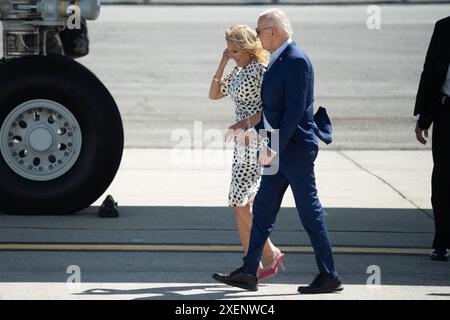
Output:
top-left (255, 26), bottom-right (273, 36)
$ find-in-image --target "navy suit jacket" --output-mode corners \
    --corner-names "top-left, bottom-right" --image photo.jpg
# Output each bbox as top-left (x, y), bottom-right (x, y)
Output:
top-left (414, 16), bottom-right (450, 129)
top-left (255, 42), bottom-right (331, 156)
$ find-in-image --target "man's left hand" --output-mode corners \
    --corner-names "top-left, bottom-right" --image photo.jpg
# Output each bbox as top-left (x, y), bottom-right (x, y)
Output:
top-left (258, 147), bottom-right (277, 166)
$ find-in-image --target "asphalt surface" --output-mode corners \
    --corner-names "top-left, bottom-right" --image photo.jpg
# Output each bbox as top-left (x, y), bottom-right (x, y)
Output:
top-left (72, 4), bottom-right (450, 149)
top-left (0, 149), bottom-right (449, 300)
top-left (1, 5), bottom-right (450, 302)
top-left (1, 205), bottom-right (448, 300)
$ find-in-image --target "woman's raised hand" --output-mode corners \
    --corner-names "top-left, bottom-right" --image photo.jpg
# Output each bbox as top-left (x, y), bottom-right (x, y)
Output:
top-left (221, 48), bottom-right (231, 66)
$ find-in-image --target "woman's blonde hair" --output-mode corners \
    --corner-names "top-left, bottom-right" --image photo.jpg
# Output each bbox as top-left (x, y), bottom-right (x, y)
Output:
top-left (225, 24), bottom-right (269, 65)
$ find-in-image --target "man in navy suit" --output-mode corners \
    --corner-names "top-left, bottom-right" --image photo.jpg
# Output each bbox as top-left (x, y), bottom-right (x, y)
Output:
top-left (213, 9), bottom-right (343, 294)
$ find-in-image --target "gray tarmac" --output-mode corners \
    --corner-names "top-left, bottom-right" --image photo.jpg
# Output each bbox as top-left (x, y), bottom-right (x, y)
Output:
top-left (73, 4), bottom-right (450, 149)
top-left (1, 5), bottom-right (449, 301)
top-left (0, 148), bottom-right (449, 300)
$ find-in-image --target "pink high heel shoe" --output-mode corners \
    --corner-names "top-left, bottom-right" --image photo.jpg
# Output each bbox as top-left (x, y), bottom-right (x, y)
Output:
top-left (257, 253), bottom-right (285, 280)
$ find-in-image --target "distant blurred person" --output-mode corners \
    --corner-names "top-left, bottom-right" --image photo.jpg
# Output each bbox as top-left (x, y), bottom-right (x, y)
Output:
top-left (208, 24), bottom-right (284, 279)
top-left (414, 16), bottom-right (450, 261)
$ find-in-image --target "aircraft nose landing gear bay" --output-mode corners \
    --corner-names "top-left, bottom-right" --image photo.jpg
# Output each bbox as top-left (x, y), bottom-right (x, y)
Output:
top-left (0, 1), bottom-right (124, 214)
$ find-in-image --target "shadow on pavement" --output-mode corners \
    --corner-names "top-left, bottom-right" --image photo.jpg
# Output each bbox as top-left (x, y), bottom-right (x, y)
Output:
top-left (76, 284), bottom-right (303, 300)
top-left (1, 206), bottom-right (448, 290)
top-left (0, 205), bottom-right (436, 250)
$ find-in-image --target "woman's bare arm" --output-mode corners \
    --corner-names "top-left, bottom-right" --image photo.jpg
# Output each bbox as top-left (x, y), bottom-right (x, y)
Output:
top-left (209, 49), bottom-right (230, 100)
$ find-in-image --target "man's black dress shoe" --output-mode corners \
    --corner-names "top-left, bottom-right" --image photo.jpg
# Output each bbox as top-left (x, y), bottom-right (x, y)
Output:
top-left (298, 273), bottom-right (344, 294)
top-left (212, 268), bottom-right (258, 291)
top-left (430, 249), bottom-right (449, 261)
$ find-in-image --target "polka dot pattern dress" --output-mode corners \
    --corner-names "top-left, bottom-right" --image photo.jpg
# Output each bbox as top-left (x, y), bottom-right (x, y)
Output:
top-left (221, 59), bottom-right (268, 207)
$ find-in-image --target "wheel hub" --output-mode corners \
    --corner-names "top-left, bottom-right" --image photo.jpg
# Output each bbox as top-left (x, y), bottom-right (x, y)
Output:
top-left (0, 99), bottom-right (82, 181)
top-left (28, 126), bottom-right (54, 152)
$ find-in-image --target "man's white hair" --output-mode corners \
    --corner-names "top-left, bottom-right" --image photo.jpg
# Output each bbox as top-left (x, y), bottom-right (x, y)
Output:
top-left (259, 8), bottom-right (293, 37)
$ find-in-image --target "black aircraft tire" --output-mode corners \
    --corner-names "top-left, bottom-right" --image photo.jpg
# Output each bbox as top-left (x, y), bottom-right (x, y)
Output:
top-left (0, 55), bottom-right (123, 214)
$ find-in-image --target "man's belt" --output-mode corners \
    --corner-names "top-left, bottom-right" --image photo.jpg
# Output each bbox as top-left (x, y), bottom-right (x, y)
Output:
top-left (441, 94), bottom-right (450, 107)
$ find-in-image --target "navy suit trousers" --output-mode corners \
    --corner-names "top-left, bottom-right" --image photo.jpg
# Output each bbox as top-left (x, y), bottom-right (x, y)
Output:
top-left (242, 143), bottom-right (336, 277)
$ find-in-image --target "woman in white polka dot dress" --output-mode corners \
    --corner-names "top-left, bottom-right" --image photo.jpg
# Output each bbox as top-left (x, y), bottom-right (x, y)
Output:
top-left (209, 24), bottom-right (283, 279)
